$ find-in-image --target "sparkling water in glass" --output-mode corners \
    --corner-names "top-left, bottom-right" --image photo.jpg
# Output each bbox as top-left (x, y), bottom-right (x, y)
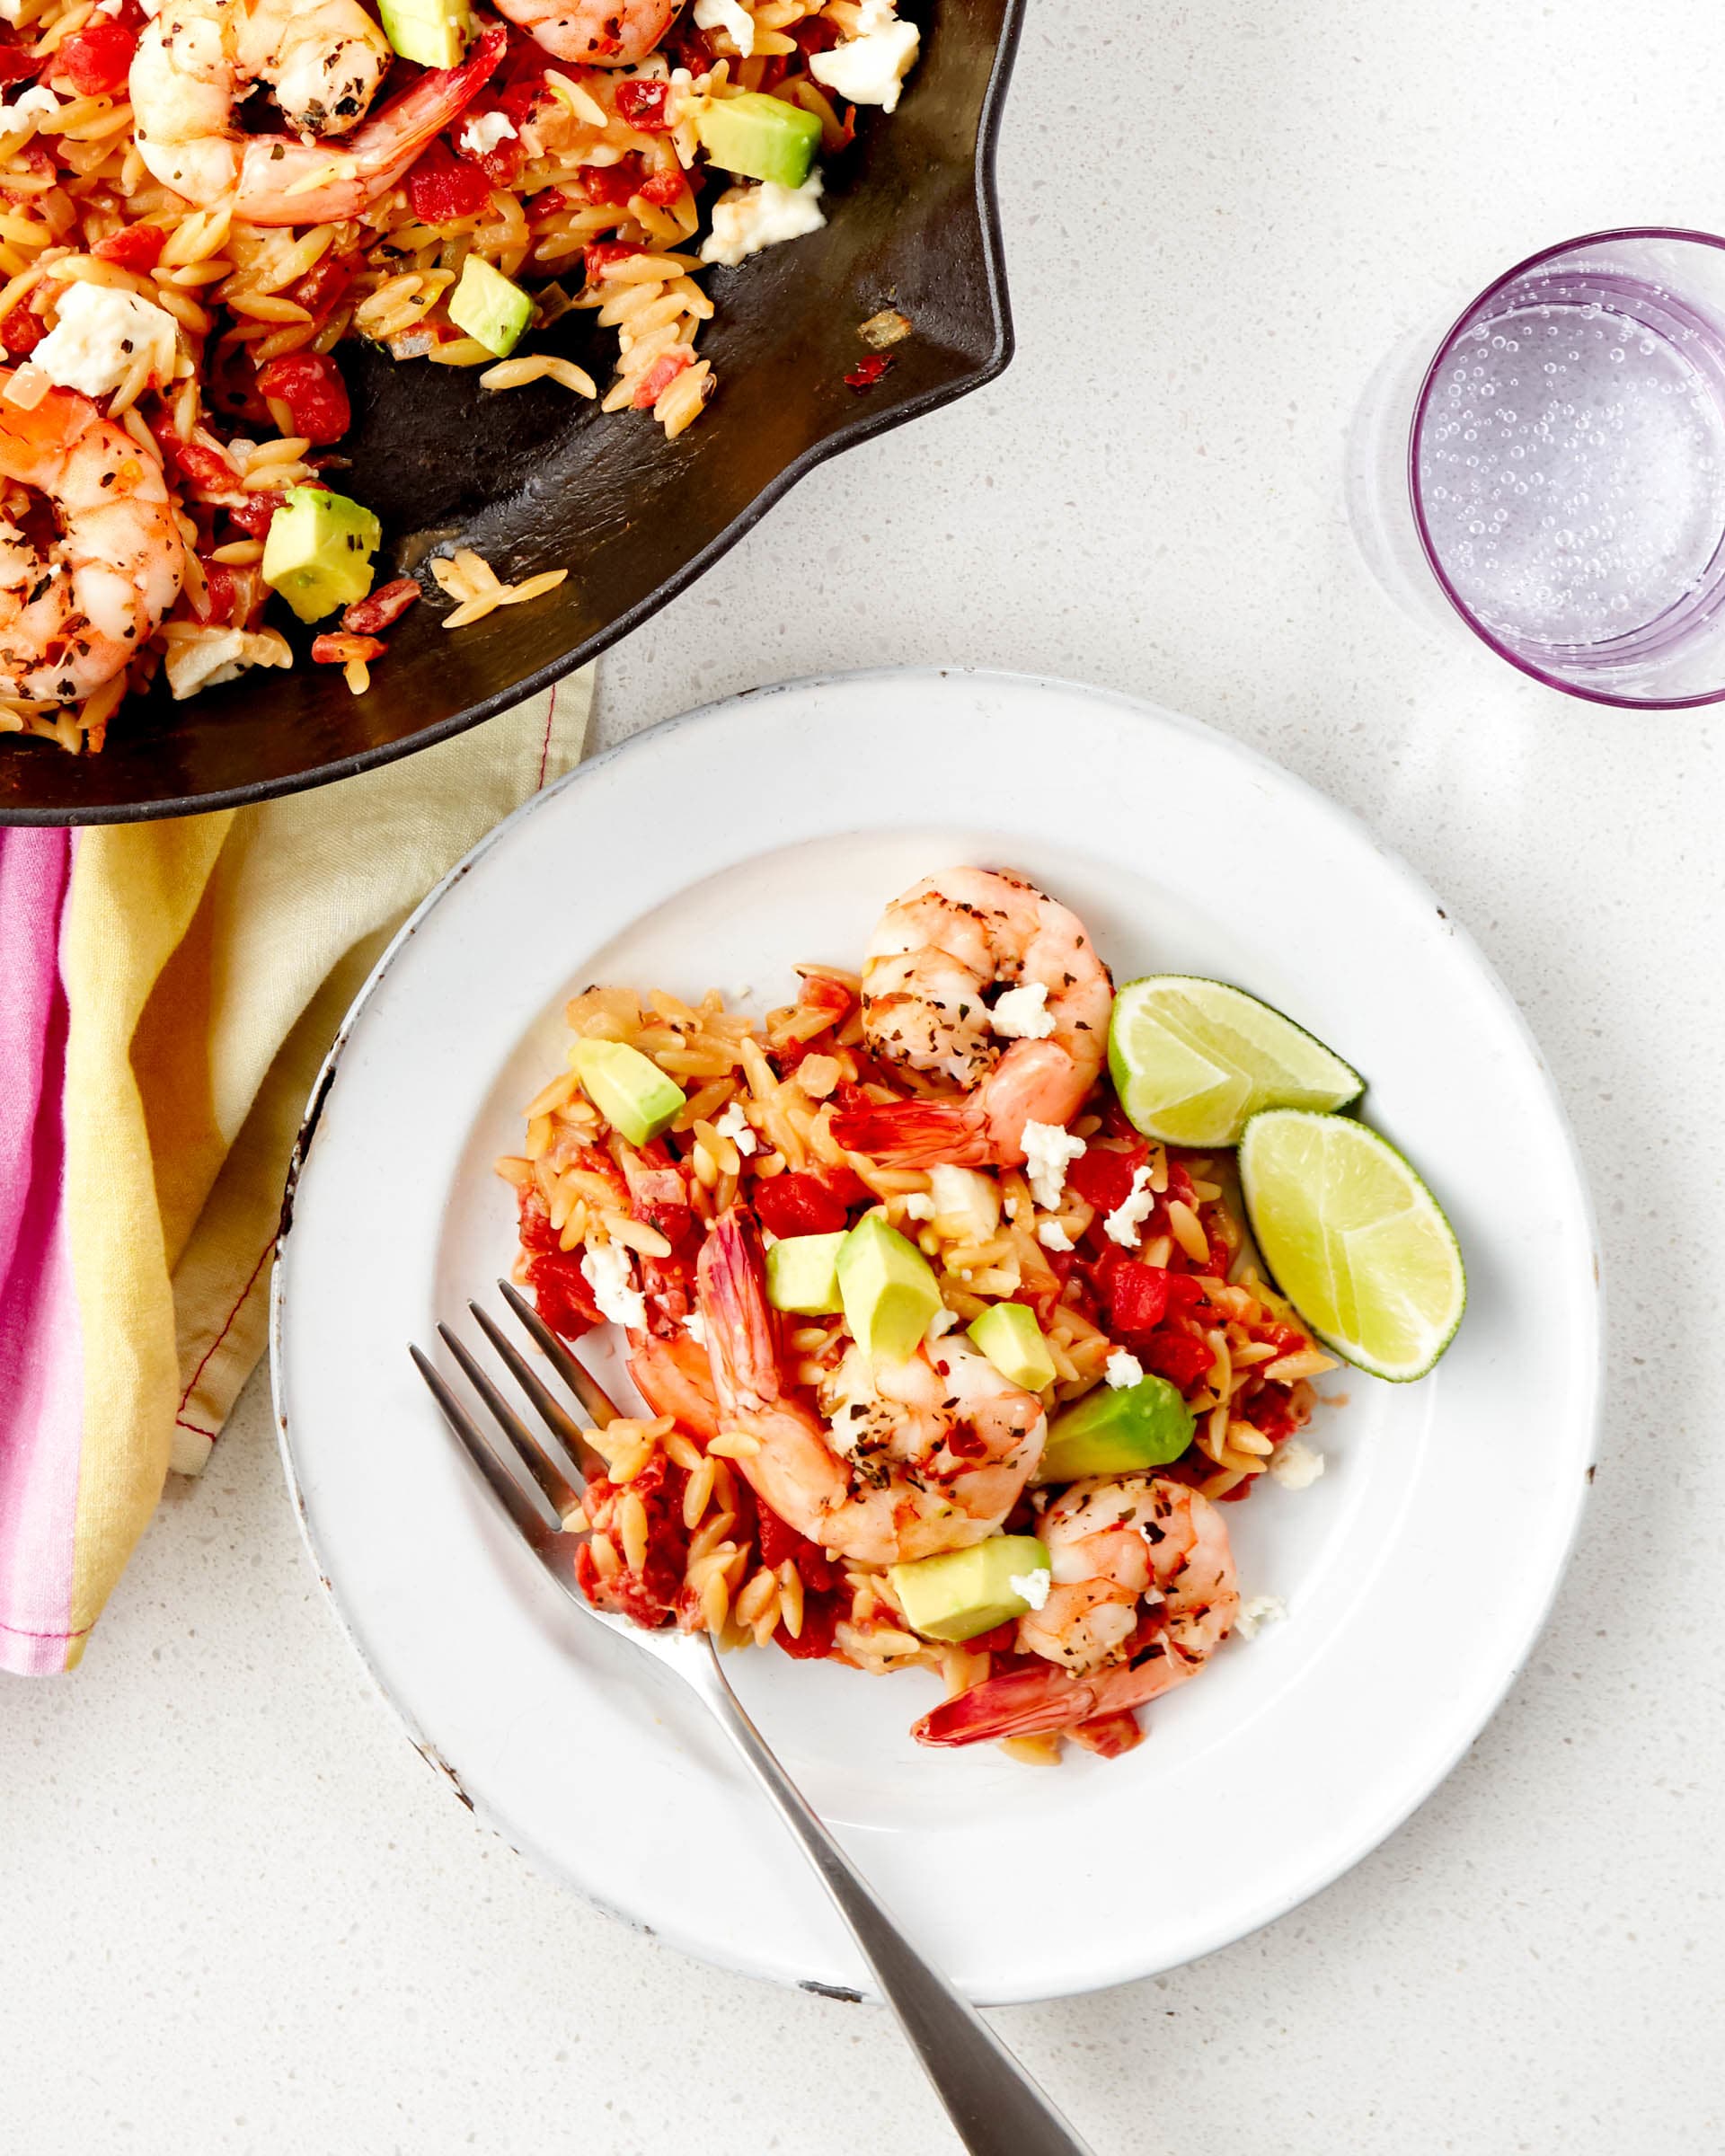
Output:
top-left (1349, 230), bottom-right (1725, 706)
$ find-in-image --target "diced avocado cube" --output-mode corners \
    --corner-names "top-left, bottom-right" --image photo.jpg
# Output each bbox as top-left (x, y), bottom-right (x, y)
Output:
top-left (889, 1536), bottom-right (1051, 1645)
top-left (448, 255), bottom-right (533, 358)
top-left (376, 0), bottom-right (470, 68)
top-left (1034, 1374), bottom-right (1195, 1485)
top-left (571, 1038), bottom-right (686, 1148)
top-left (765, 1231), bottom-right (847, 1315)
top-left (836, 1211), bottom-right (942, 1362)
top-left (695, 92), bottom-right (821, 189)
top-left (261, 484), bottom-right (379, 624)
top-left (967, 1303), bottom-right (1057, 1393)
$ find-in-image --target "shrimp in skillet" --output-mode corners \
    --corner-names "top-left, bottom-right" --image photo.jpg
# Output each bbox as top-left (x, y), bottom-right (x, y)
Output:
top-left (828, 868), bottom-right (1113, 1171)
top-left (0, 379), bottom-right (185, 702)
top-left (130, 8), bottom-right (505, 223)
top-left (494, 0), bottom-right (684, 66)
top-left (912, 1475), bottom-right (1239, 1747)
top-left (696, 1206), bottom-right (1046, 1565)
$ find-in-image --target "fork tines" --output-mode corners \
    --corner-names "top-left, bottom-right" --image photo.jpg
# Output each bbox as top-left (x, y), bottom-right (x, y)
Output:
top-left (410, 1281), bottom-right (616, 1541)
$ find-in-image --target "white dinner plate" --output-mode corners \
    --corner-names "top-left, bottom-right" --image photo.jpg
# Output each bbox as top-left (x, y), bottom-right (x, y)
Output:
top-left (270, 668), bottom-right (1601, 2005)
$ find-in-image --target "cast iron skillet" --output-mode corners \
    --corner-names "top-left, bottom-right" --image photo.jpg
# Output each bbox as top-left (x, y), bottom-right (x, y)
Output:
top-left (0, 0), bottom-right (1022, 825)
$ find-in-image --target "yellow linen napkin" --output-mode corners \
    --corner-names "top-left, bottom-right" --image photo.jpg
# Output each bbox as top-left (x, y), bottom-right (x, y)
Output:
top-left (0, 675), bottom-right (588, 1671)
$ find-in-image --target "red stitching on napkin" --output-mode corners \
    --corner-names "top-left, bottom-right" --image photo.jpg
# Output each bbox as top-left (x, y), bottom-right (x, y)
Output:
top-left (0, 1615), bottom-right (91, 1640)
top-left (536, 678), bottom-right (558, 791)
top-left (175, 1238), bottom-right (273, 1418)
top-left (173, 1418), bottom-right (217, 1440)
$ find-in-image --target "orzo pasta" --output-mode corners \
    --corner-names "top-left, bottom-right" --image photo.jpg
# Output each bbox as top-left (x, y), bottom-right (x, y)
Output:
top-left (0, 0), bottom-right (921, 751)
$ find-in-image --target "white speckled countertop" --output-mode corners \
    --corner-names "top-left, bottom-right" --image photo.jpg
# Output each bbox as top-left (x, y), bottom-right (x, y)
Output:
top-left (6, 4), bottom-right (1722, 2150)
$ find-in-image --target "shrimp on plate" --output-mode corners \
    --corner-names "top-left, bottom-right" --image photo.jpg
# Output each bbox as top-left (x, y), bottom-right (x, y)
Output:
top-left (0, 379), bottom-right (185, 702)
top-left (828, 868), bottom-right (1114, 1171)
top-left (694, 1206), bottom-right (1046, 1565)
top-left (129, 6), bottom-right (505, 223)
top-left (494, 0), bottom-right (684, 65)
top-left (913, 1475), bottom-right (1239, 1748)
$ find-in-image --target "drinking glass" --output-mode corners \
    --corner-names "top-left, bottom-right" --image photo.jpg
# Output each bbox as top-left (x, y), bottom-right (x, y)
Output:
top-left (1349, 228), bottom-right (1725, 706)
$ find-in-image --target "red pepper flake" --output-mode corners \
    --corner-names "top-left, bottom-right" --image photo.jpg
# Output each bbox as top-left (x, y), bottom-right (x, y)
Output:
top-left (844, 353), bottom-right (893, 392)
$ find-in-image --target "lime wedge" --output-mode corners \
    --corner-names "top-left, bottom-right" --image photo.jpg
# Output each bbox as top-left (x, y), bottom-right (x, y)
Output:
top-left (1238, 1109), bottom-right (1464, 1382)
top-left (1107, 976), bottom-right (1363, 1146)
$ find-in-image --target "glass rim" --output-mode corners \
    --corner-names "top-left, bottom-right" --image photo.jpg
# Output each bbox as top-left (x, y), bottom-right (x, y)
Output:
top-left (1407, 225), bottom-right (1725, 710)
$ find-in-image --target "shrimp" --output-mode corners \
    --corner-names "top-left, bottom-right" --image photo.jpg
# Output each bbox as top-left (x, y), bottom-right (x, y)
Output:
top-left (696, 1206), bottom-right (1046, 1564)
top-left (493, 0), bottom-right (683, 66)
top-left (0, 380), bottom-right (185, 702)
top-left (912, 1476), bottom-right (1239, 1747)
top-left (629, 1327), bottom-right (721, 1440)
top-left (130, 12), bottom-right (506, 223)
top-left (827, 869), bottom-right (1113, 1171)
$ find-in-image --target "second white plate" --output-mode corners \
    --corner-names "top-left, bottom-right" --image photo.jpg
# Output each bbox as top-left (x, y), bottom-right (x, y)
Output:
top-left (271, 668), bottom-right (1600, 2004)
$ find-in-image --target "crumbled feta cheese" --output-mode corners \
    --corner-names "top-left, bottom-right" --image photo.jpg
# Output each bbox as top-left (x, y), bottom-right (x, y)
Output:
top-left (924, 1304), bottom-right (960, 1340)
top-left (700, 171), bottom-right (826, 268)
top-left (1234, 1594), bottom-right (1287, 1642)
top-left (1269, 1439), bottom-right (1326, 1491)
top-left (1104, 1348), bottom-right (1144, 1390)
top-left (581, 1239), bottom-right (646, 1332)
top-left (712, 1100), bottom-right (757, 1155)
top-left (693, 0), bottom-right (754, 52)
top-left (901, 1192), bottom-right (935, 1220)
top-left (854, 0), bottom-right (898, 28)
top-left (1020, 1119), bottom-right (1085, 1211)
top-left (0, 0), bottom-right (23, 22)
top-left (1103, 1163), bottom-right (1156, 1249)
top-left (32, 282), bottom-right (178, 401)
top-left (683, 1309), bottom-right (707, 1348)
top-left (809, 17), bottom-right (919, 111)
top-left (0, 84), bottom-right (58, 133)
top-left (1036, 1219), bottom-right (1074, 1253)
top-left (1004, 1194), bottom-right (1024, 1224)
top-left (1009, 1567), bottom-right (1052, 1612)
top-left (459, 110), bottom-right (518, 158)
top-left (989, 980), bottom-right (1056, 1040)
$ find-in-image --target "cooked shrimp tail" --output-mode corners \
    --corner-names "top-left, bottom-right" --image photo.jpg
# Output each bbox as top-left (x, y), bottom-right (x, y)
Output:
top-left (826, 1095), bottom-right (988, 1170)
top-left (912, 1653), bottom-right (1189, 1747)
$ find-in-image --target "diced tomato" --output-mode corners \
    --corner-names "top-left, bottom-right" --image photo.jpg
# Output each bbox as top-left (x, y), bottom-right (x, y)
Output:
top-left (614, 77), bottom-right (672, 129)
top-left (341, 578), bottom-right (420, 635)
top-left (310, 632), bottom-right (385, 665)
top-left (405, 138), bottom-right (491, 226)
top-left (754, 1499), bottom-right (834, 1592)
top-left (638, 163), bottom-right (686, 207)
top-left (51, 19), bottom-right (137, 95)
top-left (844, 354), bottom-right (893, 392)
top-left (753, 1172), bottom-right (849, 1240)
top-left (1164, 1272), bottom-right (1207, 1315)
top-left (630, 349), bottom-right (690, 409)
top-left (791, 14), bottom-right (841, 53)
top-left (969, 1621), bottom-right (1017, 1656)
top-left (1066, 1142), bottom-right (1146, 1216)
top-left (457, 102), bottom-right (527, 186)
top-left (774, 1591), bottom-right (840, 1660)
top-left (172, 438), bottom-right (242, 493)
top-left (224, 490), bottom-right (281, 540)
top-left (1104, 1259), bottom-right (1171, 1339)
top-left (663, 18), bottom-right (717, 72)
top-left (190, 561), bottom-right (238, 626)
top-left (0, 299), bottom-right (42, 355)
top-left (257, 352), bottom-right (350, 446)
top-left (580, 153), bottom-right (646, 207)
top-left (583, 239), bottom-right (644, 285)
top-left (0, 39), bottom-right (38, 86)
top-left (526, 1250), bottom-right (601, 1340)
top-left (288, 252), bottom-right (355, 322)
top-left (1138, 1329), bottom-right (1214, 1392)
top-left (92, 222), bottom-right (165, 271)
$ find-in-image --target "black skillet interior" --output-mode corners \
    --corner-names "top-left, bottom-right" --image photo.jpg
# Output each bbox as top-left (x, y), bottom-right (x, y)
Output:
top-left (0, 0), bottom-right (1021, 824)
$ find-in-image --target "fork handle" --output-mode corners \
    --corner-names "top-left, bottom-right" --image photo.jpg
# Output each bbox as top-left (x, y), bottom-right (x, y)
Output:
top-left (689, 1641), bottom-right (1094, 2156)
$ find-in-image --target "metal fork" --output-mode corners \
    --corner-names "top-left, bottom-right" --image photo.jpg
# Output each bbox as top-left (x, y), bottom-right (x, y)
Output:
top-left (411, 1283), bottom-right (1094, 2156)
